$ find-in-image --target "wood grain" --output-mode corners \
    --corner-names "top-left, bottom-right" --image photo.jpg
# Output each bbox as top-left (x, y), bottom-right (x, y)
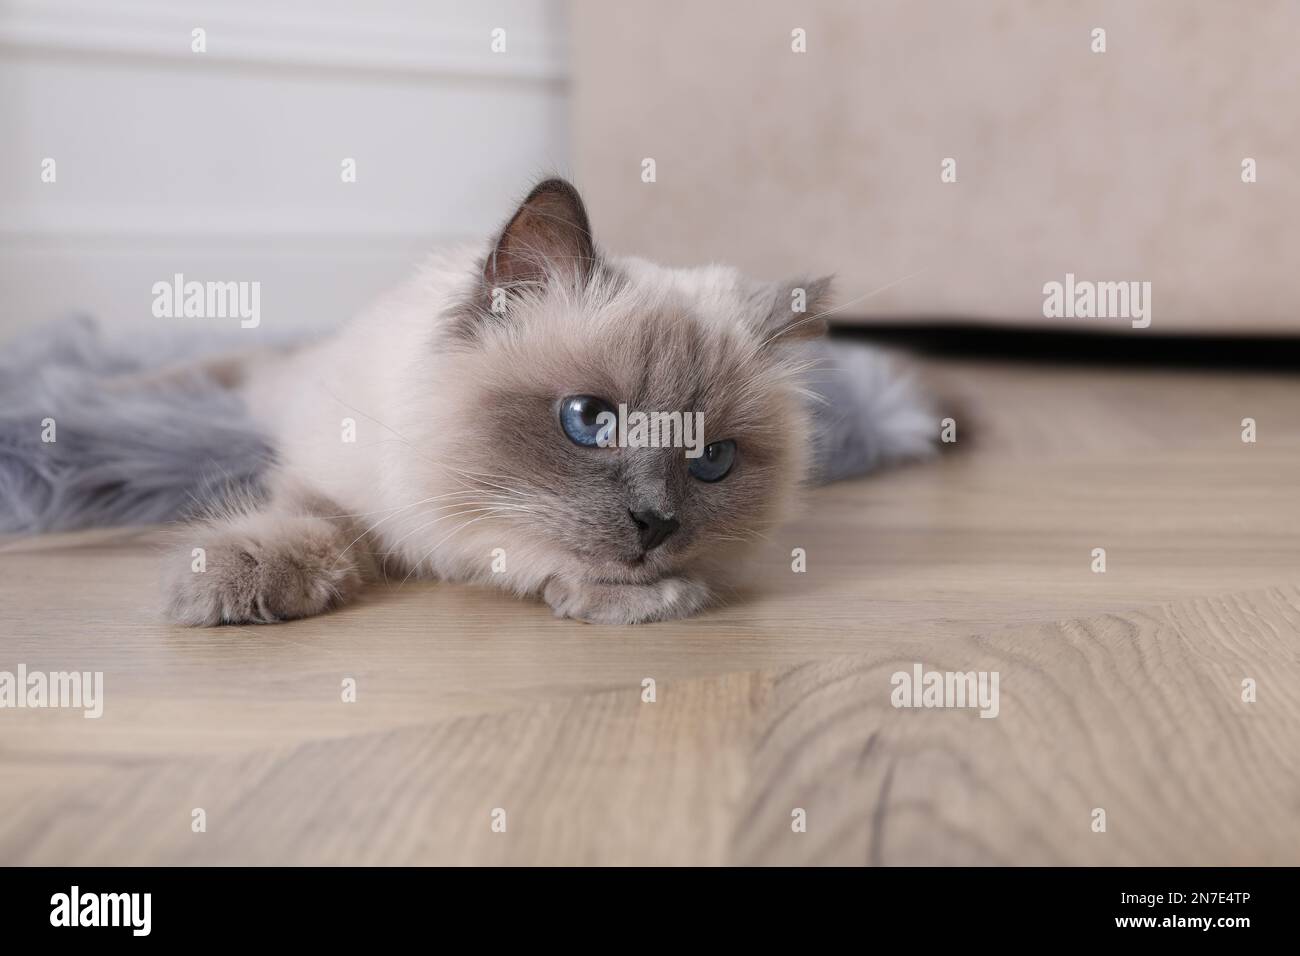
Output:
top-left (2, 586), bottom-right (1295, 865)
top-left (2, 358), bottom-right (1298, 864)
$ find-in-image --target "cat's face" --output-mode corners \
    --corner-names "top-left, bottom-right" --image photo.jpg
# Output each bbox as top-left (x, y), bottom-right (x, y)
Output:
top-left (428, 179), bottom-right (829, 584)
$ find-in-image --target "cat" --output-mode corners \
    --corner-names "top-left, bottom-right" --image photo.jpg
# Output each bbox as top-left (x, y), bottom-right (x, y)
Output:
top-left (159, 177), bottom-right (933, 625)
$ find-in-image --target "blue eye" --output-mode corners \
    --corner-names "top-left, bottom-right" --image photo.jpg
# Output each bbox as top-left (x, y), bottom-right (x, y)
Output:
top-left (689, 440), bottom-right (737, 482)
top-left (560, 395), bottom-right (616, 447)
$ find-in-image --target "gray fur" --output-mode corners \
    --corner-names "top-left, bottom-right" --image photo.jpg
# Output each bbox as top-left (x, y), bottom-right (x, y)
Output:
top-left (0, 315), bottom-right (274, 533)
top-left (803, 339), bottom-right (937, 484)
top-left (0, 320), bottom-right (930, 537)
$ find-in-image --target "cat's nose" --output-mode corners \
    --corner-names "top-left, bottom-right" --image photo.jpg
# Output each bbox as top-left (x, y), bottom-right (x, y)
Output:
top-left (629, 509), bottom-right (680, 552)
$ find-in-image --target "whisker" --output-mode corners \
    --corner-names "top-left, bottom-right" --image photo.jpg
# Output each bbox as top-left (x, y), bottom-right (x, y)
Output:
top-left (380, 502), bottom-right (533, 557)
top-left (754, 267), bottom-right (929, 351)
top-left (397, 510), bottom-right (519, 587)
top-left (327, 492), bottom-right (504, 570)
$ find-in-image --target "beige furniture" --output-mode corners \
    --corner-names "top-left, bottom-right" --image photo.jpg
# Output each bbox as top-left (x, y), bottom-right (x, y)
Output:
top-left (572, 0), bottom-right (1300, 332)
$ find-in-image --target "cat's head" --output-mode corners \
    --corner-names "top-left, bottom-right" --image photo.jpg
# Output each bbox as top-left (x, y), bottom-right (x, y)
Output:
top-left (428, 178), bottom-right (830, 585)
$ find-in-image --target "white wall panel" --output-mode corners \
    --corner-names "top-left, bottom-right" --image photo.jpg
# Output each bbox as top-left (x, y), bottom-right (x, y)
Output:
top-left (0, 0), bottom-right (570, 340)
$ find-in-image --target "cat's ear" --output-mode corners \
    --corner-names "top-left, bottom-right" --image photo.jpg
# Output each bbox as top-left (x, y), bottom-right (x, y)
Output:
top-left (483, 178), bottom-right (597, 294)
top-left (751, 275), bottom-right (834, 345)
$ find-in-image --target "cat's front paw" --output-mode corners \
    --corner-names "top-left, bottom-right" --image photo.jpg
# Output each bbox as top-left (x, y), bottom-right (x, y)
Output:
top-left (163, 515), bottom-right (364, 626)
top-left (542, 575), bottom-right (712, 625)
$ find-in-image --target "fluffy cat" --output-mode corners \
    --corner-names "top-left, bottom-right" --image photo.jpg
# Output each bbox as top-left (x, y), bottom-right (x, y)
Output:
top-left (161, 178), bottom-right (931, 625)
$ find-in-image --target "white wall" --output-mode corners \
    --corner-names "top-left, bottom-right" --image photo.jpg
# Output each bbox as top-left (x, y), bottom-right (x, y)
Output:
top-left (0, 0), bottom-right (570, 341)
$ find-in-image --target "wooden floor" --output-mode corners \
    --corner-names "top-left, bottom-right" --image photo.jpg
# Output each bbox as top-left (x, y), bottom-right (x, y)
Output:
top-left (2, 355), bottom-right (1298, 865)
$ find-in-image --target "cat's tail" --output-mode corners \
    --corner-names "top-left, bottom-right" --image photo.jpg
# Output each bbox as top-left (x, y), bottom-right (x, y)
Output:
top-left (0, 316), bottom-right (275, 534)
top-left (801, 339), bottom-right (938, 484)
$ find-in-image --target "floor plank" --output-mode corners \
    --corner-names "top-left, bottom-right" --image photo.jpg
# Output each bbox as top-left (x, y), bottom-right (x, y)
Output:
top-left (2, 358), bottom-right (1298, 863)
